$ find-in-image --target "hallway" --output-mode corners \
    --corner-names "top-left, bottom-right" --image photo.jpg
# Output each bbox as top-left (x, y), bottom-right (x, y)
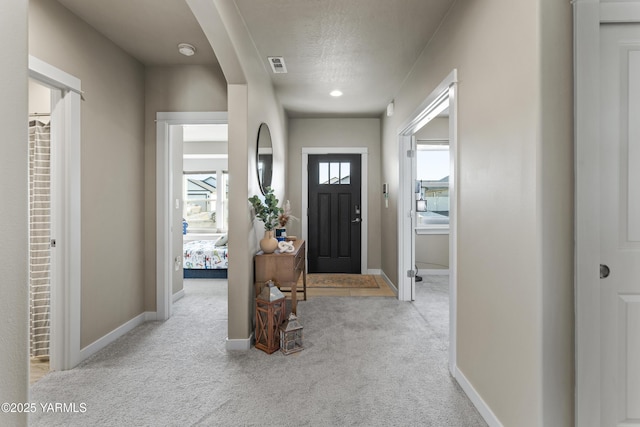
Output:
top-left (29, 278), bottom-right (485, 426)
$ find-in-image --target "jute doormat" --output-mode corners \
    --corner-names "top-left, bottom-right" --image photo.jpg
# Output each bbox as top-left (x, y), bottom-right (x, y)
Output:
top-left (301, 273), bottom-right (381, 288)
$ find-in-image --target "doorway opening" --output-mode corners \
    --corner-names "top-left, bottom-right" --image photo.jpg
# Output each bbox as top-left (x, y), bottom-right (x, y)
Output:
top-left (156, 112), bottom-right (228, 321)
top-left (28, 56), bottom-right (82, 372)
top-left (398, 69), bottom-right (458, 374)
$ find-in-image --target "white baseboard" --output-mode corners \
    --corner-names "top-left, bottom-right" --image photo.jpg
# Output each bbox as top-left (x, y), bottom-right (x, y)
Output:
top-left (80, 311), bottom-right (154, 361)
top-left (455, 367), bottom-right (503, 427)
top-left (172, 288), bottom-right (185, 303)
top-left (367, 268), bottom-right (381, 275)
top-left (226, 333), bottom-right (253, 351)
top-left (380, 270), bottom-right (398, 295)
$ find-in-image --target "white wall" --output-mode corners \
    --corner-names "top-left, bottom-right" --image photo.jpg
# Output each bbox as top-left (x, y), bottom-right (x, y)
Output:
top-left (380, 1), bottom-right (573, 425)
top-left (0, 1), bottom-right (28, 425)
top-left (287, 118), bottom-right (382, 270)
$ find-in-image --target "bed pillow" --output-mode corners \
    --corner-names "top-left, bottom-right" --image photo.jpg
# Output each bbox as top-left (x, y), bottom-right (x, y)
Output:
top-left (214, 234), bottom-right (228, 247)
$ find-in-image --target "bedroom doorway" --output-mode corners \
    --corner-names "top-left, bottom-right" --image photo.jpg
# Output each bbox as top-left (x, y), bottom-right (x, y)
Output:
top-left (398, 69), bottom-right (458, 375)
top-left (156, 112), bottom-right (228, 321)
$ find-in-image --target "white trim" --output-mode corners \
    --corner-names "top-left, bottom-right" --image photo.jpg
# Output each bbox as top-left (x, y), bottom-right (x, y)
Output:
top-left (172, 289), bottom-right (186, 303)
top-left (226, 334), bottom-right (253, 351)
top-left (574, 1), bottom-right (604, 425)
top-left (79, 312), bottom-right (153, 361)
top-left (600, 2), bottom-right (640, 23)
top-left (301, 147), bottom-right (369, 274)
top-left (156, 112), bottom-right (228, 322)
top-left (415, 227), bottom-right (449, 235)
top-left (367, 269), bottom-right (381, 275)
top-left (29, 56), bottom-right (82, 371)
top-left (455, 367), bottom-right (503, 427)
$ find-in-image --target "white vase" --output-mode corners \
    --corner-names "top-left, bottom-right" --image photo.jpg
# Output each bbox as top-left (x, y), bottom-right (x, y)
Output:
top-left (260, 230), bottom-right (278, 254)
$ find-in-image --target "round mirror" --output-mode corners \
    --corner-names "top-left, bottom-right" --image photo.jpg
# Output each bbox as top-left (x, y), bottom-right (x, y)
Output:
top-left (256, 123), bottom-right (273, 195)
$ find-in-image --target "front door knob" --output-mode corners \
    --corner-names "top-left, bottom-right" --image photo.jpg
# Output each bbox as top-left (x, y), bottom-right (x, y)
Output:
top-left (600, 264), bottom-right (610, 279)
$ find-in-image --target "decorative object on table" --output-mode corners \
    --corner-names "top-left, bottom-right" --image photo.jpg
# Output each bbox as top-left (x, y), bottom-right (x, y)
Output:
top-left (255, 280), bottom-right (286, 354)
top-left (249, 187), bottom-right (283, 254)
top-left (276, 200), bottom-right (298, 242)
top-left (279, 313), bottom-right (304, 355)
top-left (275, 228), bottom-right (287, 242)
top-left (278, 240), bottom-right (295, 253)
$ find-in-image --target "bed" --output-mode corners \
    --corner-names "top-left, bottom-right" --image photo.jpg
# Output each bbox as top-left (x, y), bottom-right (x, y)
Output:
top-left (183, 239), bottom-right (228, 279)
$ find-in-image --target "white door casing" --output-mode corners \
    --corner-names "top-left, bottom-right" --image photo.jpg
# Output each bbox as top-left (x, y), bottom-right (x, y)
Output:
top-left (156, 112), bottom-right (227, 321)
top-left (575, 2), bottom-right (640, 425)
top-left (28, 56), bottom-right (82, 371)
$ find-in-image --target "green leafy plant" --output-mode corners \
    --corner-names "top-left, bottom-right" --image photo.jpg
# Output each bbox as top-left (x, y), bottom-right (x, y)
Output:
top-left (248, 187), bottom-right (282, 231)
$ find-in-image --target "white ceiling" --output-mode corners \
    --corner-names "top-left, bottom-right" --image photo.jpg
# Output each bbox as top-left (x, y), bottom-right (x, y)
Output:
top-left (55, 0), bottom-right (455, 117)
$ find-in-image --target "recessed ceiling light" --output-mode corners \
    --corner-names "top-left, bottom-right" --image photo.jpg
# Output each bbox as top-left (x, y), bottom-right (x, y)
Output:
top-left (178, 43), bottom-right (196, 57)
top-left (330, 90), bottom-right (343, 97)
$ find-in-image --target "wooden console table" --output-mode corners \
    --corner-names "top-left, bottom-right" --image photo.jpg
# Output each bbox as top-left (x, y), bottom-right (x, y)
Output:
top-left (254, 239), bottom-right (306, 314)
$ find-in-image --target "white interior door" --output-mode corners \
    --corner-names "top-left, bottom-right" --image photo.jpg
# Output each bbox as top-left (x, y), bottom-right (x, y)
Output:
top-left (600, 22), bottom-right (640, 426)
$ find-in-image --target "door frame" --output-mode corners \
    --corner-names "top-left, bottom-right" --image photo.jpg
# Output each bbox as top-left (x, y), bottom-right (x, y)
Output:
top-left (398, 69), bottom-right (458, 375)
top-left (156, 111), bottom-right (228, 321)
top-left (574, 2), bottom-right (640, 424)
top-left (28, 56), bottom-right (82, 370)
top-left (301, 147), bottom-right (368, 274)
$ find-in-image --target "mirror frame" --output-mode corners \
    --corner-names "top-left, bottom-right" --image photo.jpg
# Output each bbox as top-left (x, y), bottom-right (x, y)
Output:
top-left (256, 122), bottom-right (273, 195)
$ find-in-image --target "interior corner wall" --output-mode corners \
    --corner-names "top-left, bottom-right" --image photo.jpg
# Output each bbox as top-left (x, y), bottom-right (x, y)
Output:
top-left (540, 0), bottom-right (574, 424)
top-left (287, 118), bottom-right (382, 271)
top-left (0, 1), bottom-right (29, 425)
top-left (143, 65), bottom-right (227, 311)
top-left (380, 0), bottom-right (573, 425)
top-left (193, 0), bottom-right (288, 342)
top-left (29, 0), bottom-right (146, 348)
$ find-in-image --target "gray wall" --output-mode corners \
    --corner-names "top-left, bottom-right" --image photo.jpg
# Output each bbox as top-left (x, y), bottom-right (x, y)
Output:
top-left (0, 1), bottom-right (28, 425)
top-left (287, 118), bottom-right (382, 271)
top-left (29, 0), bottom-right (146, 348)
top-left (143, 65), bottom-right (227, 309)
top-left (380, 1), bottom-right (573, 425)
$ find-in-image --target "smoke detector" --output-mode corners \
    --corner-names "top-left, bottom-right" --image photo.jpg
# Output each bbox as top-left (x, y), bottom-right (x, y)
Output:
top-left (268, 57), bottom-right (288, 73)
top-left (178, 43), bottom-right (196, 57)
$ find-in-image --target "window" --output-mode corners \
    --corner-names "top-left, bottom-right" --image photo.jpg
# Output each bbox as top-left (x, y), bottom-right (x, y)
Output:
top-left (183, 171), bottom-right (228, 233)
top-left (319, 161), bottom-right (351, 184)
top-left (416, 142), bottom-right (449, 228)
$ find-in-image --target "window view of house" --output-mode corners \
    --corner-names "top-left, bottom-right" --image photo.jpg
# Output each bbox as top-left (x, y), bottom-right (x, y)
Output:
top-left (183, 171), bottom-right (228, 233)
top-left (416, 143), bottom-right (449, 227)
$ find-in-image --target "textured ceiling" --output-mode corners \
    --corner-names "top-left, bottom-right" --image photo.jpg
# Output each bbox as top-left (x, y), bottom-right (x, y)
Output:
top-left (55, 0), bottom-right (455, 117)
top-left (56, 0), bottom-right (218, 66)
top-left (234, 0), bottom-right (455, 117)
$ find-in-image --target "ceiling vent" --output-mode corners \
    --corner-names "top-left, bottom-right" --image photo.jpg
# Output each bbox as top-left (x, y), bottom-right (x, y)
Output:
top-left (268, 57), bottom-right (288, 74)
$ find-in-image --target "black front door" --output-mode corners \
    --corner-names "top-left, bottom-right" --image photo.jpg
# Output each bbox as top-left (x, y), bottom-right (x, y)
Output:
top-left (308, 154), bottom-right (362, 273)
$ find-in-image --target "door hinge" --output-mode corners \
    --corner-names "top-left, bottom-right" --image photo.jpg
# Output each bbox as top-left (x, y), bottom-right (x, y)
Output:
top-left (407, 150), bottom-right (414, 158)
top-left (407, 269), bottom-right (416, 278)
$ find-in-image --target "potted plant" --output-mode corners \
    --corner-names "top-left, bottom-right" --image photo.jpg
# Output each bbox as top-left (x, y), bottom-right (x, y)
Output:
top-left (249, 187), bottom-right (282, 253)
